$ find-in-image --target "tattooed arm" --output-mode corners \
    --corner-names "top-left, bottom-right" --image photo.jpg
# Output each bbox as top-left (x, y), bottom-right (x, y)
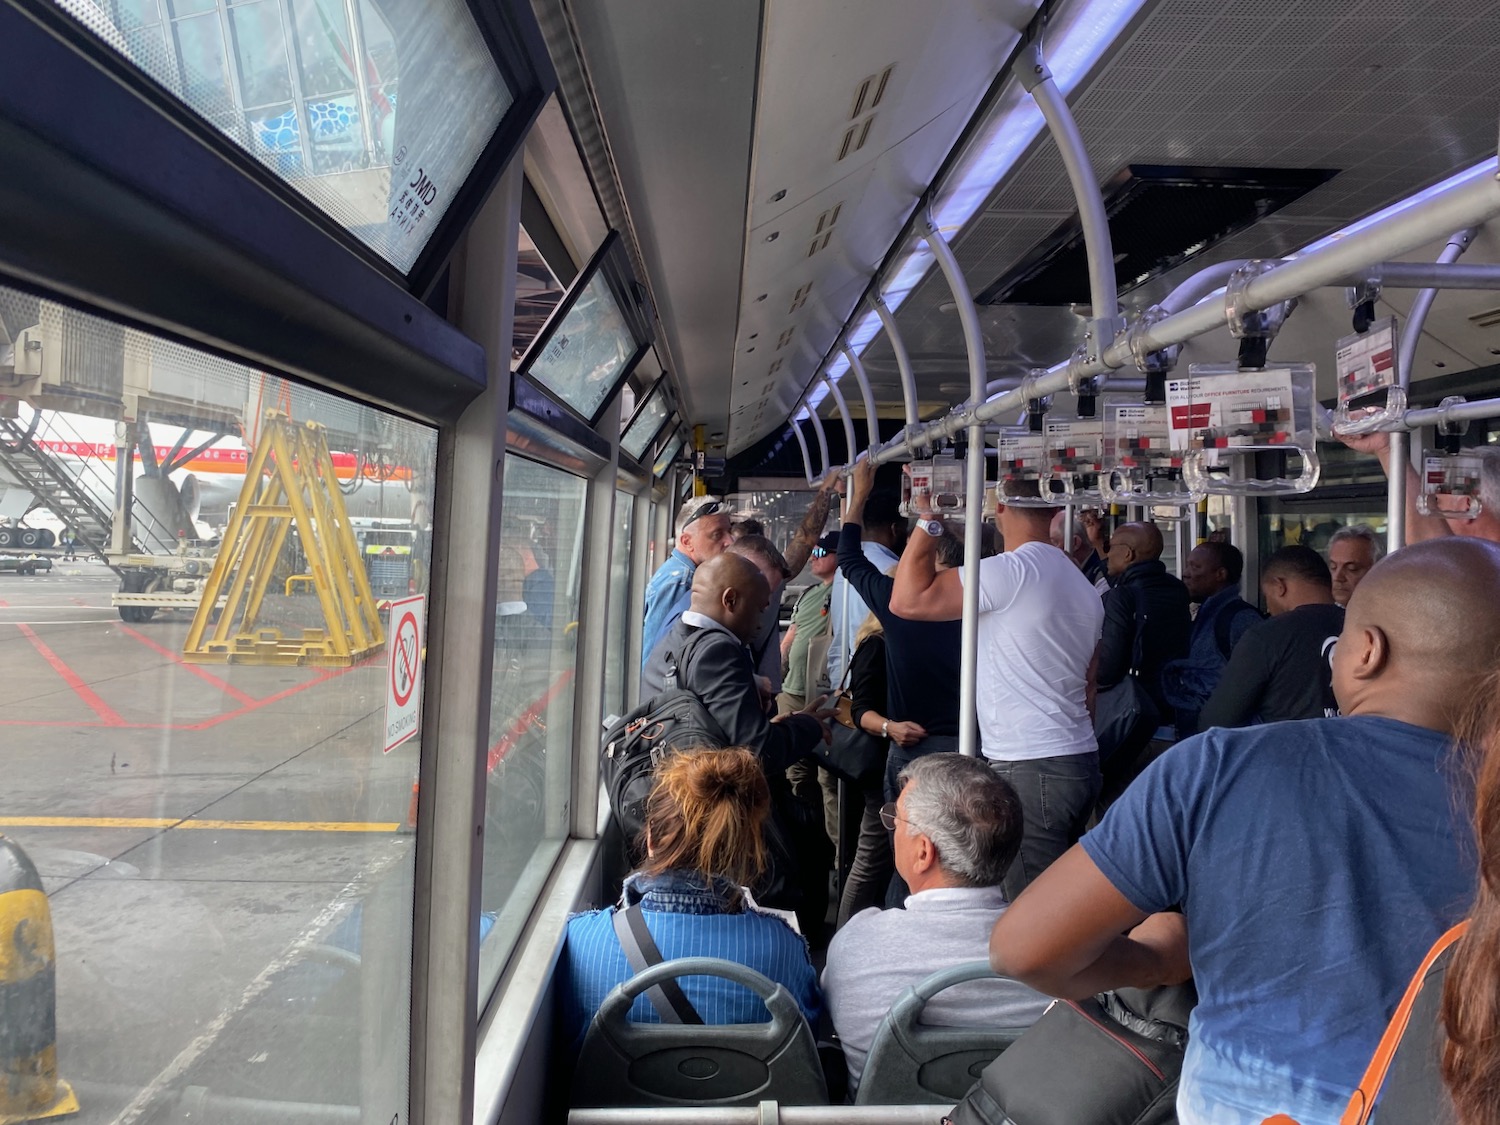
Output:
top-left (781, 474), bottom-right (842, 579)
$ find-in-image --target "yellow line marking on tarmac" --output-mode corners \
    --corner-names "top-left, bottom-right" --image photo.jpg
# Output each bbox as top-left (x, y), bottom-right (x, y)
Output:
top-left (0, 816), bottom-right (400, 832)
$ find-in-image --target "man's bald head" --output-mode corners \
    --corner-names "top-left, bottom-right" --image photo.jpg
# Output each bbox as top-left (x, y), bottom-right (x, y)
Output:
top-left (689, 552), bottom-right (770, 643)
top-left (1332, 538), bottom-right (1500, 731)
top-left (1104, 521), bottom-right (1163, 576)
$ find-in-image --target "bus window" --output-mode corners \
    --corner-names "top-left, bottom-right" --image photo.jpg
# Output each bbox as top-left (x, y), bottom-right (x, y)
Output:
top-left (478, 454), bottom-right (587, 993)
top-left (0, 280), bottom-right (437, 1123)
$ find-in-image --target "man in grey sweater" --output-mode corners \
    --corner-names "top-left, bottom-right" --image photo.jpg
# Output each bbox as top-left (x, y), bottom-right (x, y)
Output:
top-left (822, 754), bottom-right (1051, 1094)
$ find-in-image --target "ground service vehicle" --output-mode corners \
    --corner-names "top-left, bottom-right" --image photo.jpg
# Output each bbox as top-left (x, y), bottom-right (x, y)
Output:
top-left (2, 0), bottom-right (1499, 1123)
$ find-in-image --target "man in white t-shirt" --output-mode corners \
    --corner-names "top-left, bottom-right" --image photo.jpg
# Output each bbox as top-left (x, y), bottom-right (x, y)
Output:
top-left (891, 487), bottom-right (1104, 898)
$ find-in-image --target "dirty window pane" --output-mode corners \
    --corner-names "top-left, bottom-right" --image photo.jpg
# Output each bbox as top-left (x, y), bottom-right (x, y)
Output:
top-left (0, 282), bottom-right (435, 1123)
top-left (478, 454), bottom-right (586, 995)
top-left (52, 0), bottom-right (514, 273)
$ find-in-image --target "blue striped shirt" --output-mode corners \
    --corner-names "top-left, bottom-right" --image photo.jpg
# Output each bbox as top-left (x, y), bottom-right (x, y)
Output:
top-left (559, 871), bottom-right (823, 1049)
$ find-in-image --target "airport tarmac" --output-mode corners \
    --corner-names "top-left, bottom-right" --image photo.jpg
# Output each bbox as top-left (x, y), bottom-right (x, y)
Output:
top-left (1, 561), bottom-right (418, 1124)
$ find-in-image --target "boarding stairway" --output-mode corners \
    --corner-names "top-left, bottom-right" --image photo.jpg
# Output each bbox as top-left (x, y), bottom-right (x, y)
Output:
top-left (0, 414), bottom-right (138, 569)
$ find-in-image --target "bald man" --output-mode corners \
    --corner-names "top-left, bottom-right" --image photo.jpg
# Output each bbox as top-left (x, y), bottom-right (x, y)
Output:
top-left (989, 537), bottom-right (1500, 1125)
top-left (641, 552), bottom-right (832, 918)
top-left (1095, 522), bottom-right (1191, 764)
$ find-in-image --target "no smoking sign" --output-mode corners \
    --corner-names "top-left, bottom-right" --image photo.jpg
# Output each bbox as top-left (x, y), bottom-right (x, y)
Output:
top-left (384, 594), bottom-right (425, 752)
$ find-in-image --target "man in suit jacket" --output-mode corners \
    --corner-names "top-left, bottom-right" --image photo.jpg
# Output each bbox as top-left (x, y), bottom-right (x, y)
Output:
top-left (642, 552), bottom-right (832, 925)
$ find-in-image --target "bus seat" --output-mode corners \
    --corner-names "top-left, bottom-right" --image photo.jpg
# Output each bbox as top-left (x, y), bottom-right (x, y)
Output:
top-left (572, 956), bottom-right (829, 1109)
top-left (854, 960), bottom-right (1030, 1105)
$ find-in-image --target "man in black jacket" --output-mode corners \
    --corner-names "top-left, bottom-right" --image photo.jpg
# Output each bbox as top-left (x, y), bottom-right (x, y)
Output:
top-left (1199, 545), bottom-right (1344, 728)
top-left (642, 552), bottom-right (832, 923)
top-left (1096, 522), bottom-right (1192, 773)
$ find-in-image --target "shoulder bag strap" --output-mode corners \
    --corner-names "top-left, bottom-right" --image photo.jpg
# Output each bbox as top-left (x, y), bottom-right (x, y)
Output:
top-left (1128, 588), bottom-right (1149, 678)
top-left (1337, 921), bottom-right (1469, 1125)
top-left (610, 904), bottom-right (704, 1025)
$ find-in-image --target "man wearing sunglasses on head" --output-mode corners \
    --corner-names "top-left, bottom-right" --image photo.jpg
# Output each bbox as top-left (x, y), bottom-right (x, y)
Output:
top-left (641, 496), bottom-right (734, 673)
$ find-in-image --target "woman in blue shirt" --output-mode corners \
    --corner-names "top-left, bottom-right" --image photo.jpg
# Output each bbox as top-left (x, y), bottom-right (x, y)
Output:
top-left (559, 747), bottom-right (823, 1049)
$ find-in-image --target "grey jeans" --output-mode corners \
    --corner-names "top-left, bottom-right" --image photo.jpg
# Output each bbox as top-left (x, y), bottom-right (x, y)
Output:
top-left (988, 752), bottom-right (1101, 901)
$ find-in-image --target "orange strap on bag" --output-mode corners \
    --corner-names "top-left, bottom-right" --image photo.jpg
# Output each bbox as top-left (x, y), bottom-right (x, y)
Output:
top-left (1260, 920), bottom-right (1469, 1125)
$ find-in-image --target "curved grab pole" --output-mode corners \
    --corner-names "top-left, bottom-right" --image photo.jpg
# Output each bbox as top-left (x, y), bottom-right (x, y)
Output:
top-left (923, 214), bottom-right (986, 759)
top-left (842, 343), bottom-right (882, 452)
top-left (1016, 32), bottom-right (1123, 376)
top-left (862, 161), bottom-right (1500, 469)
top-left (825, 375), bottom-right (859, 465)
top-left (789, 417), bottom-right (816, 484)
top-left (807, 400), bottom-right (831, 480)
top-left (1388, 227), bottom-right (1476, 549)
top-left (873, 295), bottom-right (922, 438)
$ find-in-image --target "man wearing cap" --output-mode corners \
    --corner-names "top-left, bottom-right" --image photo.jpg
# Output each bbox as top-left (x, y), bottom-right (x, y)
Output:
top-left (641, 496), bottom-right (733, 670)
top-left (776, 531), bottom-right (840, 716)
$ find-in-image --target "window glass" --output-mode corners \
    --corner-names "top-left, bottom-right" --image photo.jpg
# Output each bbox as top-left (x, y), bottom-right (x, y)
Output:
top-left (479, 454), bottom-right (586, 994)
top-left (0, 281), bottom-right (436, 1123)
top-left (620, 382), bottom-right (670, 462)
top-left (512, 227), bottom-right (566, 368)
top-left (53, 0), bottom-right (514, 274)
top-left (526, 272), bottom-right (635, 423)
top-left (653, 430), bottom-right (684, 477)
top-left (602, 489), bottom-right (634, 720)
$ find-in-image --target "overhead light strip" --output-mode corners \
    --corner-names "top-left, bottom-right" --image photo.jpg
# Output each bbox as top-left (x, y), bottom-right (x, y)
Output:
top-left (810, 0), bottom-right (1147, 411)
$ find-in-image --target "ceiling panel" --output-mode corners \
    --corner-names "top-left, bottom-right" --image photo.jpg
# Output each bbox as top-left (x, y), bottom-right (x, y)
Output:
top-left (567, 0), bottom-right (764, 432)
top-left (856, 0), bottom-right (1500, 452)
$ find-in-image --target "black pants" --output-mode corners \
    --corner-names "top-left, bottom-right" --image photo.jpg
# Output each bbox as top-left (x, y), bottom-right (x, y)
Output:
top-left (988, 752), bottom-right (1101, 900)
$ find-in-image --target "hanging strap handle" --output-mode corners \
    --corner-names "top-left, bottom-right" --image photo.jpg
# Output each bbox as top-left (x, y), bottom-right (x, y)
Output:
top-left (610, 904), bottom-right (704, 1025)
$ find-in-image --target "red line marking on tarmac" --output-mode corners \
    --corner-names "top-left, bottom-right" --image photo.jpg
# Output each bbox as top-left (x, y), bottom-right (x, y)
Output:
top-left (116, 624), bottom-right (260, 706)
top-left (176, 664), bottom-right (358, 731)
top-left (14, 622), bottom-right (127, 727)
top-left (71, 596), bottom-right (88, 607)
top-left (487, 670), bottom-right (574, 773)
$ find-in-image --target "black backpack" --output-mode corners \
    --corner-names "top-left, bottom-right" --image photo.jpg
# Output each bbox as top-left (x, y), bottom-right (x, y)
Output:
top-left (601, 630), bottom-right (727, 844)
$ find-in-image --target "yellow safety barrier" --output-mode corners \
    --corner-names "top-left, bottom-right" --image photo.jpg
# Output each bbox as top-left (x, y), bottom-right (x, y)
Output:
top-left (284, 574), bottom-right (315, 596)
top-left (183, 413), bottom-right (383, 666)
top-left (0, 835), bottom-right (77, 1123)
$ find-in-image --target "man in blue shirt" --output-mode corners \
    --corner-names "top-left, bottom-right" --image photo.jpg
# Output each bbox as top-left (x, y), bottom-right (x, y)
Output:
top-left (1160, 541), bottom-right (1262, 735)
top-left (641, 496), bottom-right (733, 670)
top-left (989, 538), bottom-right (1500, 1125)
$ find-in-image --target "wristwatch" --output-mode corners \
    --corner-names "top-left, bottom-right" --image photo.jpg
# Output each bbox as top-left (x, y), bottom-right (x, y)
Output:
top-left (918, 517), bottom-right (944, 537)
top-left (881, 720), bottom-right (890, 739)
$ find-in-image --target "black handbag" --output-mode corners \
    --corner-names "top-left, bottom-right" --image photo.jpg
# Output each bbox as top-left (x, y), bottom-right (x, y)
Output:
top-left (943, 983), bottom-right (1196, 1125)
top-left (810, 635), bottom-right (887, 787)
top-left (1094, 594), bottom-right (1160, 764)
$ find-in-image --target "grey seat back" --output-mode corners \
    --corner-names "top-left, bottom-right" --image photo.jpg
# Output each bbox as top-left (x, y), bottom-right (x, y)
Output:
top-left (854, 960), bottom-right (1031, 1105)
top-left (571, 956), bottom-right (829, 1109)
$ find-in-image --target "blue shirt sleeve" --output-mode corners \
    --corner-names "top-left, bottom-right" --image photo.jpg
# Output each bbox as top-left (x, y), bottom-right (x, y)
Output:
top-left (1079, 732), bottom-right (1221, 914)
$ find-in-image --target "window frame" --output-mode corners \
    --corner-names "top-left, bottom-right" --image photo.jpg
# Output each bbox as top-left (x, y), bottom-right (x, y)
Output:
top-left (512, 229), bottom-right (654, 429)
top-left (7, 0), bottom-right (557, 302)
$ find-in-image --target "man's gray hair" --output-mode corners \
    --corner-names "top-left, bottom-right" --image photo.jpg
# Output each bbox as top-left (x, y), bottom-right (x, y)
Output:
top-left (1328, 522), bottom-right (1386, 562)
top-left (897, 754), bottom-right (1023, 888)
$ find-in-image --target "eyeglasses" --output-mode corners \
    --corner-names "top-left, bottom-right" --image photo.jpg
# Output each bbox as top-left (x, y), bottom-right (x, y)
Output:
top-left (879, 802), bottom-right (903, 832)
top-left (680, 500), bottom-right (725, 530)
top-left (811, 546), bottom-right (829, 558)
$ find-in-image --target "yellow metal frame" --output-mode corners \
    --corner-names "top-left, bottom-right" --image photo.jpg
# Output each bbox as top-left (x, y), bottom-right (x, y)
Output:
top-left (183, 414), bottom-right (384, 666)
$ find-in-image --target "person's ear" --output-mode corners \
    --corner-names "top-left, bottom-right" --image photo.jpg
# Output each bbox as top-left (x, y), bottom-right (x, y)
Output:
top-left (1348, 624), bottom-right (1389, 681)
top-left (911, 833), bottom-right (937, 877)
top-left (721, 586), bottom-right (737, 614)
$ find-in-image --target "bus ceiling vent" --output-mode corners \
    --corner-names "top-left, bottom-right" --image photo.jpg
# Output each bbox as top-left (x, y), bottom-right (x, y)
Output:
top-left (0, 834), bottom-right (80, 1122)
top-left (1225, 260), bottom-right (1298, 371)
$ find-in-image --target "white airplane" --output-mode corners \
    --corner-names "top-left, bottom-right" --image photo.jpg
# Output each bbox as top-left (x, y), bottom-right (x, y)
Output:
top-left (0, 408), bottom-right (425, 553)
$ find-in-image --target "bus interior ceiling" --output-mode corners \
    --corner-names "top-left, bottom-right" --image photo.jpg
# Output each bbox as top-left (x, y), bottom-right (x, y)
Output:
top-left (1, 0), bottom-right (1500, 1123)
